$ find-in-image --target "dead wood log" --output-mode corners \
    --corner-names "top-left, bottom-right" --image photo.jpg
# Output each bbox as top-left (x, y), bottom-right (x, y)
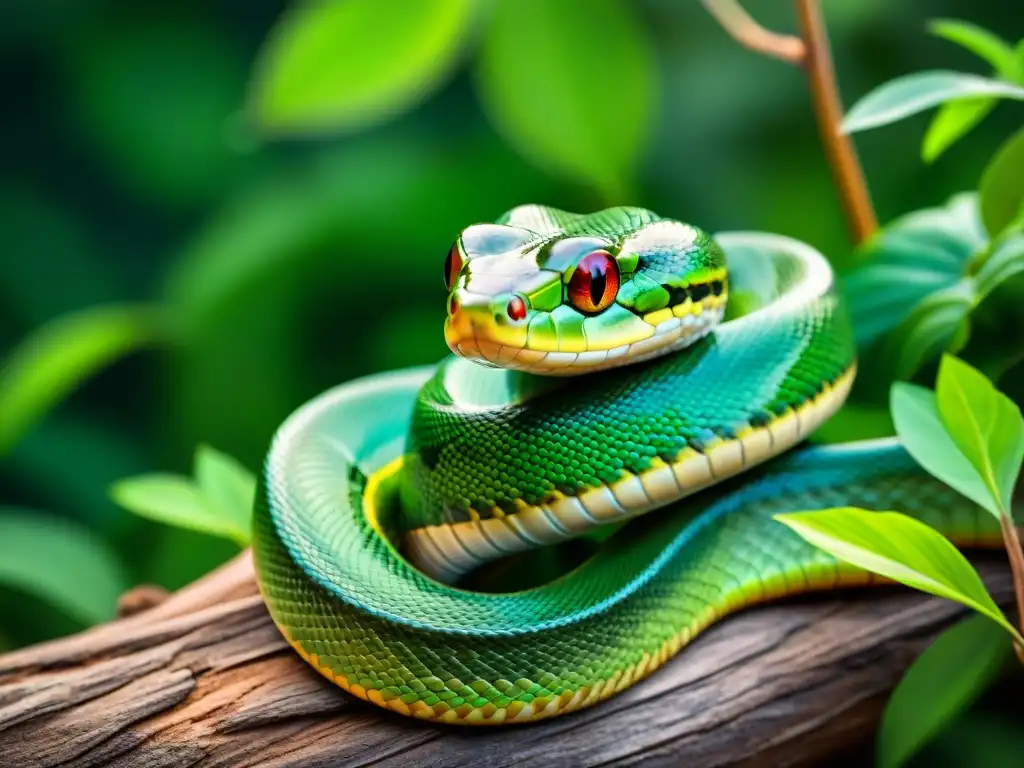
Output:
top-left (0, 551), bottom-right (1013, 768)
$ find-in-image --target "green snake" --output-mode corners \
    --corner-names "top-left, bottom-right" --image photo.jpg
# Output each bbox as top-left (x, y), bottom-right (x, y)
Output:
top-left (252, 205), bottom-right (1001, 725)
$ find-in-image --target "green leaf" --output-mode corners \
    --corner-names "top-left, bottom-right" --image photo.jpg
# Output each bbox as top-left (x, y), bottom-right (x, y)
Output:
top-left (773, 507), bottom-right (1021, 642)
top-left (0, 508), bottom-right (129, 625)
top-left (927, 20), bottom-right (1019, 78)
top-left (891, 382), bottom-right (1000, 518)
top-left (979, 126), bottom-right (1024, 238)
top-left (193, 444), bottom-right (256, 536)
top-left (935, 355), bottom-right (1024, 514)
top-left (0, 304), bottom-right (163, 454)
top-left (842, 192), bottom-right (983, 348)
top-left (249, 0), bottom-right (480, 136)
top-left (921, 98), bottom-right (996, 163)
top-left (475, 0), bottom-right (655, 201)
top-left (110, 474), bottom-right (249, 546)
top-left (877, 613), bottom-right (1013, 768)
top-left (842, 70), bottom-right (1024, 135)
top-left (880, 281), bottom-right (975, 382)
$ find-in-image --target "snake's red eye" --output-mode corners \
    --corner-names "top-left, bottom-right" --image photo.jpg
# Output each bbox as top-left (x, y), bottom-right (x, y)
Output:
top-left (507, 295), bottom-right (527, 321)
top-left (445, 242), bottom-right (464, 291)
top-left (568, 250), bottom-right (619, 314)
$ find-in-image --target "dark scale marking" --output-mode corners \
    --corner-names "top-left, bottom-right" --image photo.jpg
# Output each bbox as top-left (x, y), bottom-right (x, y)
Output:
top-left (689, 283), bottom-right (711, 302)
top-left (664, 285), bottom-right (690, 306)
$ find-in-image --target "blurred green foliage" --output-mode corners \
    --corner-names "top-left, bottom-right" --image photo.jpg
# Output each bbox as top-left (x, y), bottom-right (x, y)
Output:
top-left (1, 0), bottom-right (1023, 761)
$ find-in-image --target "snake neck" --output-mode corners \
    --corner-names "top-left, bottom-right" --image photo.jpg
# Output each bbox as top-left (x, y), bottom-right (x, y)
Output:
top-left (395, 362), bottom-right (856, 583)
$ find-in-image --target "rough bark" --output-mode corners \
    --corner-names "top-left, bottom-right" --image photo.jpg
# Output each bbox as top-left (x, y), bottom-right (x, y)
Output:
top-left (0, 551), bottom-right (1013, 768)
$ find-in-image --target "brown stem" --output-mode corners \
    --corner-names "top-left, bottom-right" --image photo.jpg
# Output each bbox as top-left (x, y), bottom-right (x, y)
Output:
top-left (700, 0), bottom-right (806, 63)
top-left (703, 1), bottom-right (878, 245)
top-left (998, 513), bottom-right (1024, 661)
top-left (793, 0), bottom-right (878, 244)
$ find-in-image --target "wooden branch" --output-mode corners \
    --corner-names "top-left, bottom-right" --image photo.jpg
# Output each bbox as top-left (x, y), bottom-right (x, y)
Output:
top-left (793, 0), bottom-right (878, 244)
top-left (703, 0), bottom-right (878, 245)
top-left (998, 515), bottom-right (1024, 661)
top-left (0, 552), bottom-right (1013, 768)
top-left (700, 0), bottom-right (806, 63)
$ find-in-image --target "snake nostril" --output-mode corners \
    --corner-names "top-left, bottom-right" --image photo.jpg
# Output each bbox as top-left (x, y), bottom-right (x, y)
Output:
top-left (449, 294), bottom-right (461, 317)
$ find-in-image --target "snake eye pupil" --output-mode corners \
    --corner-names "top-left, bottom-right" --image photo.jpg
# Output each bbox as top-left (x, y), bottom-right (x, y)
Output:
top-left (589, 271), bottom-right (607, 307)
top-left (568, 250), bottom-right (619, 314)
top-left (445, 242), bottom-right (464, 291)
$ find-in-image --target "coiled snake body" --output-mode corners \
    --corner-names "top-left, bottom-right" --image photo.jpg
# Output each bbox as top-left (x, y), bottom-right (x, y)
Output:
top-left (253, 206), bottom-right (999, 725)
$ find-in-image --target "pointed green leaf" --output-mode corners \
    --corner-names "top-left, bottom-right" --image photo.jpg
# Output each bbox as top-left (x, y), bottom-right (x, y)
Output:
top-left (194, 444), bottom-right (256, 536)
top-left (891, 382), bottom-right (999, 517)
top-left (475, 0), bottom-right (655, 201)
top-left (921, 98), bottom-right (996, 162)
top-left (773, 507), bottom-right (1020, 642)
top-left (878, 613), bottom-right (1013, 768)
top-left (842, 70), bottom-right (1024, 135)
top-left (110, 474), bottom-right (248, 545)
top-left (0, 304), bottom-right (163, 454)
top-left (927, 20), bottom-right (1019, 78)
top-left (979, 126), bottom-right (1024, 238)
top-left (250, 0), bottom-right (480, 136)
top-left (0, 508), bottom-right (129, 625)
top-left (935, 355), bottom-right (1024, 514)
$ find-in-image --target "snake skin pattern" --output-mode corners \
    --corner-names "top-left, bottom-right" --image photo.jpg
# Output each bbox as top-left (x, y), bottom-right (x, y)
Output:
top-left (253, 207), bottom-right (1000, 725)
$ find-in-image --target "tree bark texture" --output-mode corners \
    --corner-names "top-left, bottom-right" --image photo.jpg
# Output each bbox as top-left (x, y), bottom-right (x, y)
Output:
top-left (0, 551), bottom-right (1013, 768)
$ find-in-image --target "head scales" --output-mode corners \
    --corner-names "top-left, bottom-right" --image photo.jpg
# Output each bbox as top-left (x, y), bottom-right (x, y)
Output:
top-left (444, 206), bottom-right (728, 376)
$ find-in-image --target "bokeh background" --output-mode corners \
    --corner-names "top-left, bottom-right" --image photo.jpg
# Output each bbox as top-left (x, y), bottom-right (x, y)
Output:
top-left (1, 0), bottom-right (1022, 762)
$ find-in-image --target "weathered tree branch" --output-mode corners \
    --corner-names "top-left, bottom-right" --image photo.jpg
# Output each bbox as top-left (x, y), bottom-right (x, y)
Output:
top-left (0, 551), bottom-right (1013, 767)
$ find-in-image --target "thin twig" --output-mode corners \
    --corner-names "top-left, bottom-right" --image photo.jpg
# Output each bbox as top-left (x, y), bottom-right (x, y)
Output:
top-left (998, 514), bottom-right (1024, 661)
top-left (702, 0), bottom-right (878, 245)
top-left (793, 0), bottom-right (877, 244)
top-left (700, 0), bottom-right (806, 64)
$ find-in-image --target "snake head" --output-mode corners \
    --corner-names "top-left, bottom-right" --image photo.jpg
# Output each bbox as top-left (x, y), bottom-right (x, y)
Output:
top-left (444, 205), bottom-right (727, 376)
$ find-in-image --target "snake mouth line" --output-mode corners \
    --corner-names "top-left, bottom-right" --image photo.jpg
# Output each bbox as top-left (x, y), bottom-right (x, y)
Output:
top-left (404, 363), bottom-right (858, 583)
top-left (448, 299), bottom-right (726, 376)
